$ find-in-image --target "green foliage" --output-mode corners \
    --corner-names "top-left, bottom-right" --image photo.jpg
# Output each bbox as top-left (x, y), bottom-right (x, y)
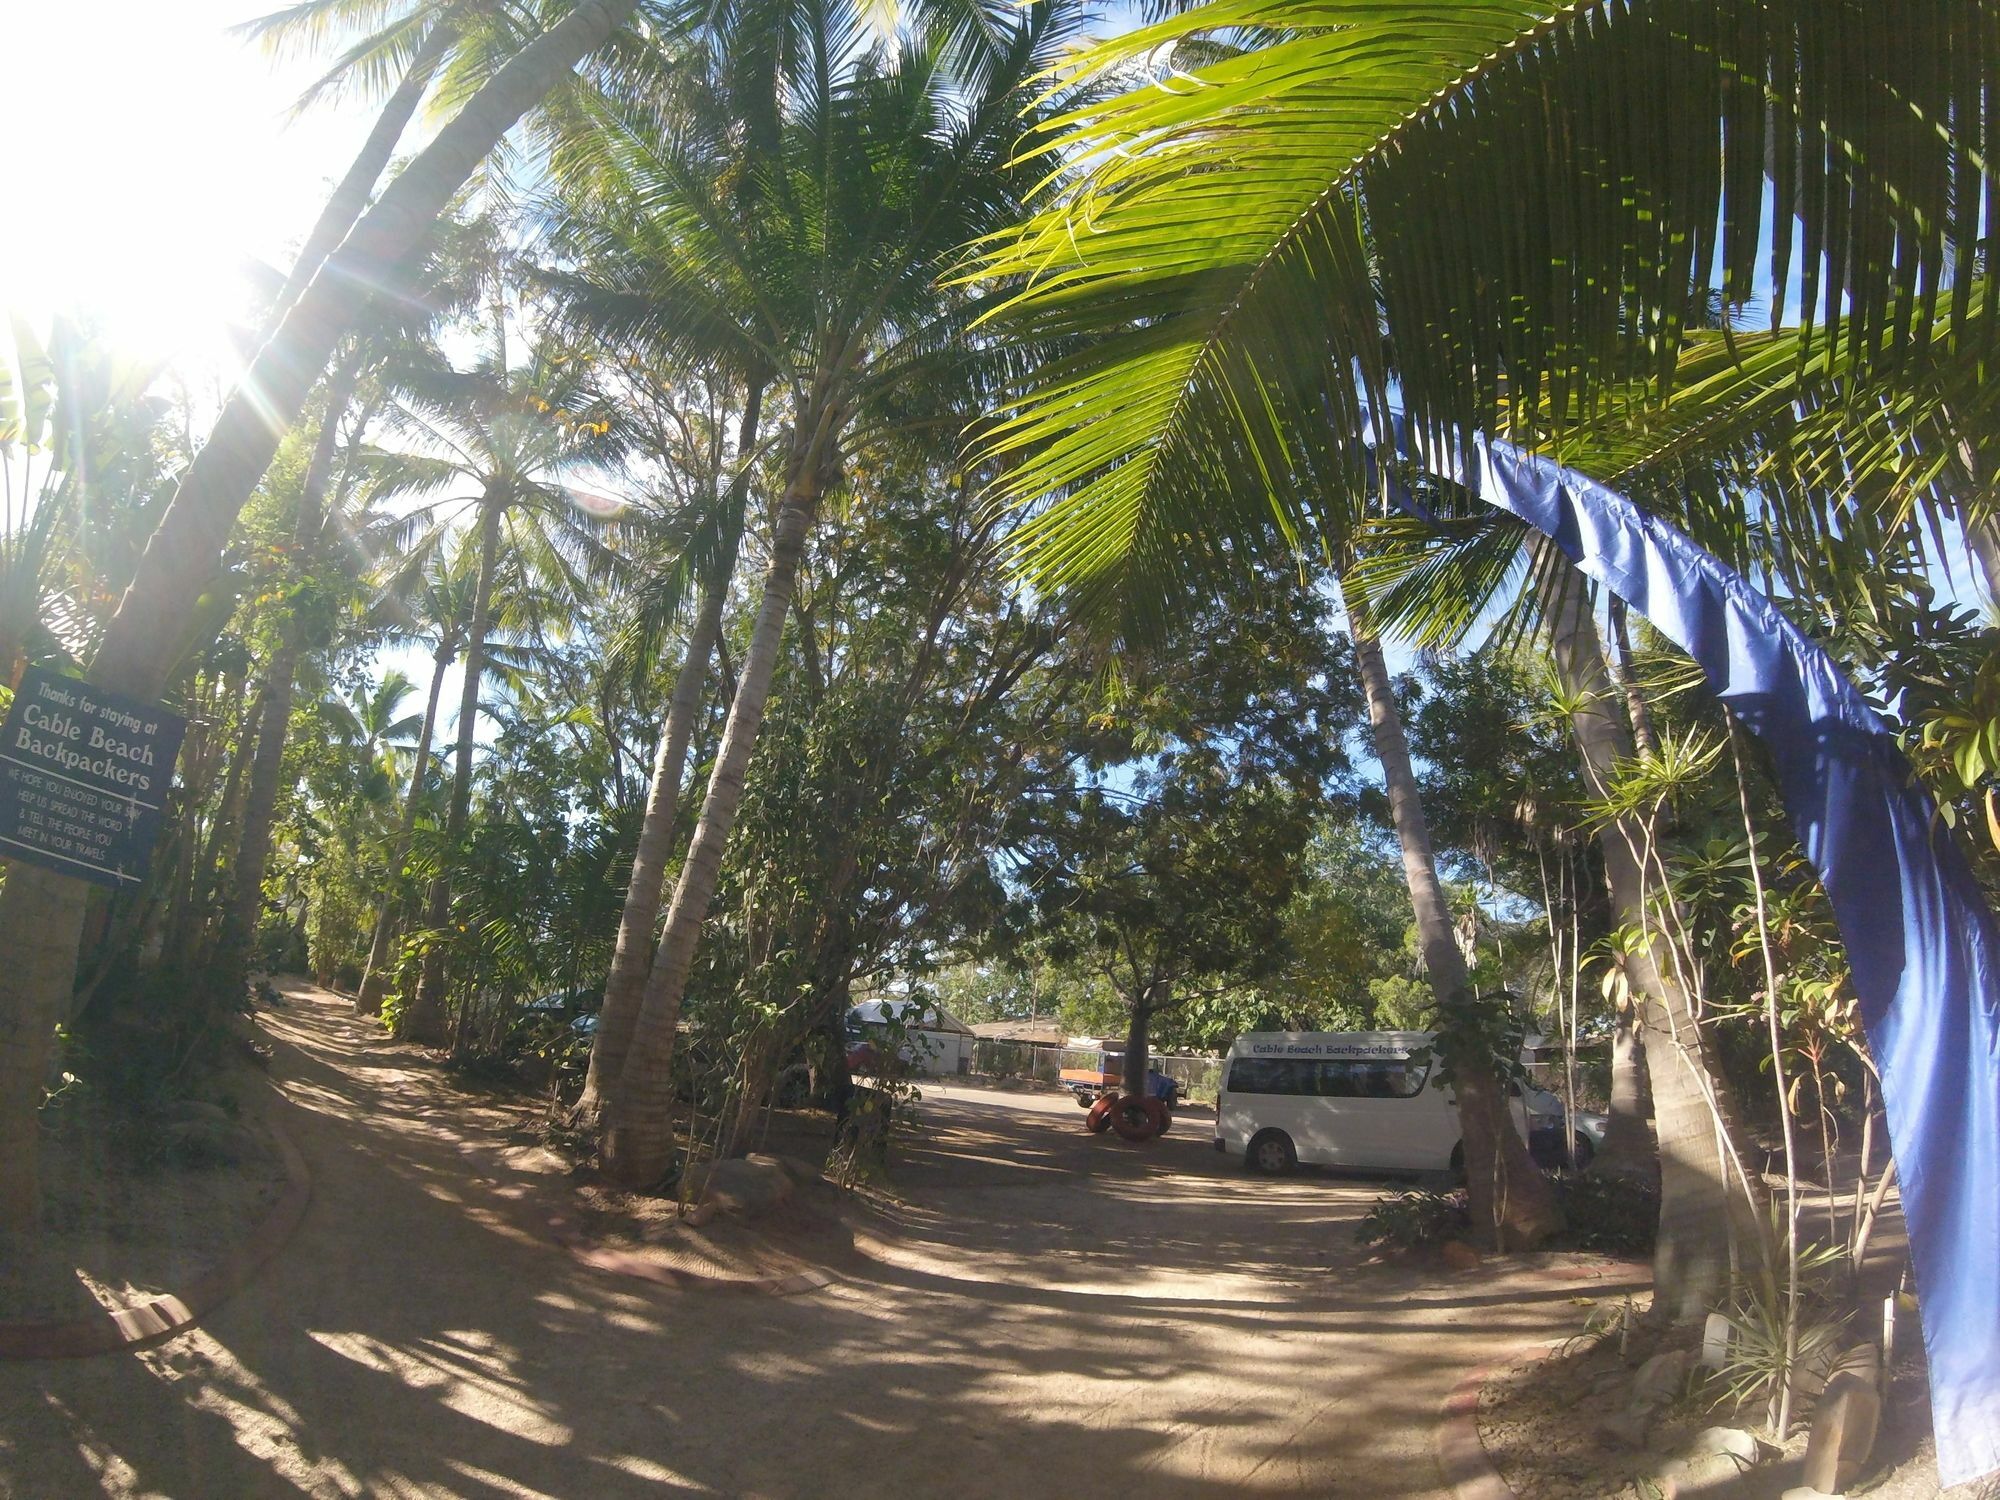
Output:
top-left (1355, 1188), bottom-right (1471, 1253)
top-left (999, 574), bottom-right (1355, 1050)
top-left (1552, 1173), bottom-right (1659, 1255)
top-left (1712, 1229), bottom-right (1854, 1417)
top-left (1366, 975), bottom-right (1434, 1031)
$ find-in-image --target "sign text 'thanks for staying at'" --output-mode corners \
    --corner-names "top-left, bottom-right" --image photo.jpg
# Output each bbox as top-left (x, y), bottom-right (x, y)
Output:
top-left (0, 666), bottom-right (186, 889)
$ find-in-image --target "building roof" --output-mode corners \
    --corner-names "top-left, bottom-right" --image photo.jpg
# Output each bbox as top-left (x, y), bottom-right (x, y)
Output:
top-left (846, 998), bottom-right (975, 1035)
top-left (969, 1020), bottom-right (1068, 1046)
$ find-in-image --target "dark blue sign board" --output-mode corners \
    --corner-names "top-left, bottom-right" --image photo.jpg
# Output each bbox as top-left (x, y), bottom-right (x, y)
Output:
top-left (0, 666), bottom-right (186, 890)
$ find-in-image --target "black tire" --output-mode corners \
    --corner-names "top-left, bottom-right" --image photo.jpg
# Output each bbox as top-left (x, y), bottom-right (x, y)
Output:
top-left (1247, 1129), bottom-right (1297, 1175)
top-left (1073, 1091), bottom-right (1096, 1109)
top-left (1570, 1134), bottom-right (1596, 1172)
top-left (1448, 1143), bottom-right (1468, 1183)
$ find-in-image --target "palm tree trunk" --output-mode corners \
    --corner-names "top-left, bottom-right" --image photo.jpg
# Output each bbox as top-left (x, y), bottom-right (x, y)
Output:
top-left (212, 350), bottom-right (364, 995)
top-left (264, 20), bottom-right (459, 328)
top-left (81, 0), bottom-right (639, 709)
top-left (577, 384), bottom-right (764, 1125)
top-left (1968, 512), bottom-right (2000, 606)
top-left (0, 867), bottom-right (92, 1234)
top-left (1606, 596), bottom-right (1660, 757)
top-left (1353, 622), bottom-right (1561, 1250)
top-left (602, 465), bottom-right (821, 1187)
top-left (0, 0), bottom-right (637, 1238)
top-left (211, 640), bottom-right (300, 991)
top-left (357, 638), bottom-right (455, 1014)
top-left (163, 670), bottom-right (245, 971)
top-left (186, 685), bottom-right (270, 975)
top-left (404, 493), bottom-right (504, 1044)
top-left (1535, 541), bottom-right (1756, 1321)
top-left (1598, 999), bottom-right (1657, 1178)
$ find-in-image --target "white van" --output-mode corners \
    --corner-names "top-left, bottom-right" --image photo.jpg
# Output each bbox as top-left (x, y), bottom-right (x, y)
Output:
top-left (1214, 1031), bottom-right (1600, 1175)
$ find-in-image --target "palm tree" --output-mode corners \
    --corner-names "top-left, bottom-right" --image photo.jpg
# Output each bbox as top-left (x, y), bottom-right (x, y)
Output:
top-left (572, 374), bottom-right (768, 1127)
top-left (0, 0), bottom-right (643, 1237)
top-left (968, 0), bottom-right (1997, 1308)
top-left (1350, 613), bottom-right (1562, 1247)
top-left (361, 331), bottom-right (624, 1042)
top-left (212, 344), bottom-right (375, 993)
top-left (542, 0), bottom-right (1091, 1185)
top-left (356, 552), bottom-right (475, 1013)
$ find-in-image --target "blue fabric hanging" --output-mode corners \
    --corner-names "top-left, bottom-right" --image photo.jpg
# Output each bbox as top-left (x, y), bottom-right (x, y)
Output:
top-left (1391, 425), bottom-right (2000, 1484)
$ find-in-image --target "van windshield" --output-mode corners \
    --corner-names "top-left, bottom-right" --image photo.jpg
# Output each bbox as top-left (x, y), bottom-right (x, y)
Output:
top-left (1226, 1055), bottom-right (1430, 1099)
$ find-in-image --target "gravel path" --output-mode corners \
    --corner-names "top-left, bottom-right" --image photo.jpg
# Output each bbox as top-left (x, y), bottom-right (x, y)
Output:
top-left (0, 983), bottom-right (1646, 1498)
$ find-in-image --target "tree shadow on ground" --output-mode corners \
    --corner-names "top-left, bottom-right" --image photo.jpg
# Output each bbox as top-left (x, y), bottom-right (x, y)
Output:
top-left (0, 983), bottom-right (1647, 1499)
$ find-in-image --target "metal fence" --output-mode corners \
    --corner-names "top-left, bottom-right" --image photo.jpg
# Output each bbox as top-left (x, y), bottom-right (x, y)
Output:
top-left (971, 1040), bottom-right (1225, 1101)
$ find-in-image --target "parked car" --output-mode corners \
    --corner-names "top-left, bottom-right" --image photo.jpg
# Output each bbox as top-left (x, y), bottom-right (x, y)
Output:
top-left (510, 987), bottom-right (599, 1050)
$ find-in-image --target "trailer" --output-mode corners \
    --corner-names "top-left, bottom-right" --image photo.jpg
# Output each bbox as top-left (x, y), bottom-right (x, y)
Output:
top-left (1060, 1048), bottom-right (1180, 1140)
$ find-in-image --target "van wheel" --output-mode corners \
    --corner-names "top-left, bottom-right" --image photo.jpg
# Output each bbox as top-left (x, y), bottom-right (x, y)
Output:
top-left (1570, 1135), bottom-right (1595, 1171)
top-left (1448, 1143), bottom-right (1467, 1182)
top-left (1247, 1129), bottom-right (1297, 1175)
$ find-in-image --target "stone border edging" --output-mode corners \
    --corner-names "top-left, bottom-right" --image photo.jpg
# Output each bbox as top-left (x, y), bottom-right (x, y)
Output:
top-left (1435, 1258), bottom-right (1653, 1500)
top-left (0, 1110), bottom-right (312, 1361)
top-left (546, 1214), bottom-right (837, 1298)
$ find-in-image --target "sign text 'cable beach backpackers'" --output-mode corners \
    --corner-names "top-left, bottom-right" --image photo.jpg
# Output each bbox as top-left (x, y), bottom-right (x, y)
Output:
top-left (0, 665), bottom-right (187, 890)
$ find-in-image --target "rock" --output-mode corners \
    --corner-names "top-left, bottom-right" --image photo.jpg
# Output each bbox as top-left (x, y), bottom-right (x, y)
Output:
top-left (1699, 1312), bottom-right (1734, 1370)
top-left (1802, 1372), bottom-right (1879, 1494)
top-left (683, 1200), bottom-right (718, 1227)
top-left (1598, 1406), bottom-right (1654, 1449)
top-left (699, 1154), bottom-right (795, 1215)
top-left (1786, 1338), bottom-right (1845, 1403)
top-left (160, 1118), bottom-right (256, 1165)
top-left (1688, 1426), bottom-right (1763, 1464)
top-left (1630, 1349), bottom-right (1692, 1406)
top-left (1660, 1447), bottom-right (1755, 1493)
top-left (1440, 1239), bottom-right (1482, 1271)
top-left (770, 1153), bottom-right (822, 1185)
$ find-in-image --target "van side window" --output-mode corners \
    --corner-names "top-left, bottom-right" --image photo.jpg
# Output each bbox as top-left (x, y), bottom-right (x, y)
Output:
top-left (1363, 1057), bottom-right (1431, 1097)
top-left (1227, 1055), bottom-right (1431, 1097)
top-left (1227, 1057), bottom-right (1317, 1095)
top-left (1315, 1060), bottom-right (1426, 1097)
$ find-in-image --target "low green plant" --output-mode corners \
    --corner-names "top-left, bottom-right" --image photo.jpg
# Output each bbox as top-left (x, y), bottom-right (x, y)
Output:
top-left (1553, 1172), bottom-right (1660, 1253)
top-left (1711, 1230), bottom-right (1852, 1420)
top-left (1355, 1188), bottom-right (1471, 1252)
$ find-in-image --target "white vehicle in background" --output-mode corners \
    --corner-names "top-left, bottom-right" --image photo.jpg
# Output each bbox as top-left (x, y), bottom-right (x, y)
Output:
top-left (1213, 1031), bottom-right (1605, 1175)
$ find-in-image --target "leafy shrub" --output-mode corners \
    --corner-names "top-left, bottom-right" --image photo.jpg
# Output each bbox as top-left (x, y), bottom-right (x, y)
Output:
top-left (1553, 1172), bottom-right (1660, 1254)
top-left (1355, 1188), bottom-right (1471, 1252)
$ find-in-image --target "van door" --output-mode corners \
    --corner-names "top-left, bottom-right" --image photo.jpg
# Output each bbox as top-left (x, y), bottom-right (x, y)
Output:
top-left (1361, 1053), bottom-right (1458, 1171)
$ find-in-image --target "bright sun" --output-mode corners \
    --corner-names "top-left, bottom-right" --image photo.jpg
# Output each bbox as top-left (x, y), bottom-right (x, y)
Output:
top-left (1, 2), bottom-right (370, 379)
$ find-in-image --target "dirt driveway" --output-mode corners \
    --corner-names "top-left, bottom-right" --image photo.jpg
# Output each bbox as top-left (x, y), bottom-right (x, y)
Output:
top-left (0, 985), bottom-right (1644, 1498)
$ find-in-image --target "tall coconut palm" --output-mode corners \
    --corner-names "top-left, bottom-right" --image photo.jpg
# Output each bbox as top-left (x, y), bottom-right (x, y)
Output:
top-left (968, 1), bottom-right (1998, 1305)
top-left (356, 550), bottom-right (476, 1012)
top-left (0, 0), bottom-right (645, 1237)
top-left (361, 333), bottom-right (625, 1042)
top-left (539, 0), bottom-right (1090, 1184)
top-left (212, 344), bottom-right (376, 993)
top-left (1351, 614), bottom-right (1563, 1248)
top-left (571, 375), bottom-right (768, 1126)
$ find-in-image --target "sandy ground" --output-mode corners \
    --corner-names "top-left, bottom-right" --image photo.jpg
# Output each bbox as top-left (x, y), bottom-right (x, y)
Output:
top-left (3, 1071), bottom-right (286, 1323)
top-left (0, 983), bottom-right (1646, 1498)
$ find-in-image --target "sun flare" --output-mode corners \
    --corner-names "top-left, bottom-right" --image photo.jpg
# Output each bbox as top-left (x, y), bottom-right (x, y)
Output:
top-left (1, 2), bottom-right (363, 379)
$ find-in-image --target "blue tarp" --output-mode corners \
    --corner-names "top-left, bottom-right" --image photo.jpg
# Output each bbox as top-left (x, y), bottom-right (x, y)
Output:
top-left (1393, 427), bottom-right (2000, 1484)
